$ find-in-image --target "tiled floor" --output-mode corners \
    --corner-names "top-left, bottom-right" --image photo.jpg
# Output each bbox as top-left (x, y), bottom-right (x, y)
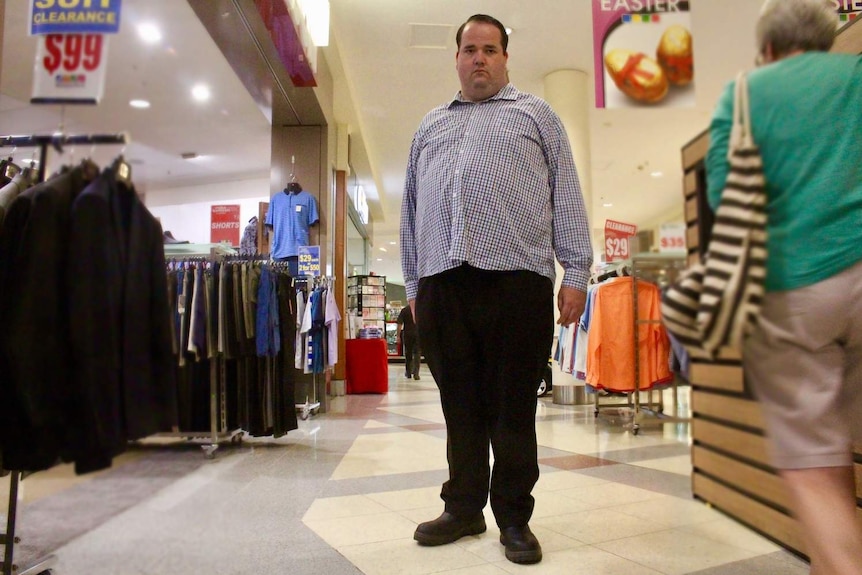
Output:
top-left (0, 366), bottom-right (810, 574)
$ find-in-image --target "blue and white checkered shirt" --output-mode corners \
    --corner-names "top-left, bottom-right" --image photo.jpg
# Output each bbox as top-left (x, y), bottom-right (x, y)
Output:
top-left (400, 84), bottom-right (593, 300)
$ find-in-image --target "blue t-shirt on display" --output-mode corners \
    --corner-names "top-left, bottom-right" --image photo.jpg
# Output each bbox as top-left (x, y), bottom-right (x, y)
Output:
top-left (265, 189), bottom-right (319, 258)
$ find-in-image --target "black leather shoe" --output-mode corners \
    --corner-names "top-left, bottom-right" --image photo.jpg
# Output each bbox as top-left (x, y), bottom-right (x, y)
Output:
top-left (500, 525), bottom-right (542, 564)
top-left (414, 511), bottom-right (486, 546)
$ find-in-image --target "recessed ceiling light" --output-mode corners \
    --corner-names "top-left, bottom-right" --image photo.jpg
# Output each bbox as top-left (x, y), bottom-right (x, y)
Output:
top-left (389, 241), bottom-right (397, 245)
top-left (379, 247), bottom-right (387, 252)
top-left (505, 27), bottom-right (513, 35)
top-left (376, 258), bottom-right (383, 262)
top-left (137, 23), bottom-right (162, 44)
top-left (192, 84), bottom-right (211, 102)
top-left (650, 171), bottom-right (663, 178)
top-left (129, 99), bottom-right (150, 109)
top-left (603, 202), bottom-right (614, 207)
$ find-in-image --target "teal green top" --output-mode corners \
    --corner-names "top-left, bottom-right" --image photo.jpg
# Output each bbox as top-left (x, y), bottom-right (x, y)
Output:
top-left (706, 52), bottom-right (862, 292)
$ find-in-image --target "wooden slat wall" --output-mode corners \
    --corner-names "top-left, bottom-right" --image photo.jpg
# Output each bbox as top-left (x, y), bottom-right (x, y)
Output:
top-left (681, 22), bottom-right (862, 558)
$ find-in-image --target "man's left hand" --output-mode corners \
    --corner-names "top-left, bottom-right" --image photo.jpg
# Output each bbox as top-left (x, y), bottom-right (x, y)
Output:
top-left (557, 286), bottom-right (586, 327)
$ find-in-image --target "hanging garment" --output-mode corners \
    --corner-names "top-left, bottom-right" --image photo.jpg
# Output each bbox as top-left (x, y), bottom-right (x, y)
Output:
top-left (325, 285), bottom-right (342, 366)
top-left (585, 277), bottom-right (672, 393)
top-left (65, 169), bottom-right (177, 473)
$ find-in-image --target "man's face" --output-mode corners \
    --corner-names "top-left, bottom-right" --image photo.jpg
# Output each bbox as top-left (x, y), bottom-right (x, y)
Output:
top-left (456, 21), bottom-right (508, 102)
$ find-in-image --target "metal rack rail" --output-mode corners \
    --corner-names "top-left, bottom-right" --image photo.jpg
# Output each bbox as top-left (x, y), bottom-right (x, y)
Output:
top-left (593, 253), bottom-right (690, 434)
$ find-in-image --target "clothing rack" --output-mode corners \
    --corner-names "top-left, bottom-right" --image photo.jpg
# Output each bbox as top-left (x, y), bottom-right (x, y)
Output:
top-left (0, 133), bottom-right (128, 183)
top-left (593, 253), bottom-right (690, 434)
top-left (1, 132), bottom-right (130, 575)
top-left (293, 275), bottom-right (334, 420)
top-left (159, 255), bottom-right (243, 458)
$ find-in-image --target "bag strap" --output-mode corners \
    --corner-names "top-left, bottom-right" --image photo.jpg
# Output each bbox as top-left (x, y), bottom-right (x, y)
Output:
top-left (728, 72), bottom-right (754, 152)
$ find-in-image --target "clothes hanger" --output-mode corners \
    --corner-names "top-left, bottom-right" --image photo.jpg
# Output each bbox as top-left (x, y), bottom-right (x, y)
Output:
top-left (111, 154), bottom-right (132, 188)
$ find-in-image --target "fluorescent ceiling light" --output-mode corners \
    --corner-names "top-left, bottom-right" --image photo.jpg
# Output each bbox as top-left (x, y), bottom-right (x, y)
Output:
top-left (376, 258), bottom-right (383, 262)
top-left (137, 23), bottom-right (162, 44)
top-left (192, 84), bottom-right (211, 102)
top-left (389, 241), bottom-right (397, 245)
top-left (129, 99), bottom-right (150, 109)
top-left (379, 247), bottom-right (387, 252)
top-left (650, 171), bottom-right (663, 178)
top-left (602, 202), bottom-right (614, 207)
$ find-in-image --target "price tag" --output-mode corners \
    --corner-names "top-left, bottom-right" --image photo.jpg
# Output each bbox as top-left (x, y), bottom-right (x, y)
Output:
top-left (298, 245), bottom-right (321, 277)
top-left (31, 33), bottom-right (108, 104)
top-left (604, 219), bottom-right (637, 263)
top-left (30, 0), bottom-right (122, 36)
top-left (659, 223), bottom-right (687, 253)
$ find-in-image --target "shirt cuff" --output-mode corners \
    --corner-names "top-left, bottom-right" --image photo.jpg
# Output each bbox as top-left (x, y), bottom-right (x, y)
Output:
top-left (405, 279), bottom-right (419, 301)
top-left (562, 268), bottom-right (590, 292)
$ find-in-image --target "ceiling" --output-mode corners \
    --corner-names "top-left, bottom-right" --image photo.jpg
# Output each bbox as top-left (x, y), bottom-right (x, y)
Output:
top-left (0, 0), bottom-right (766, 284)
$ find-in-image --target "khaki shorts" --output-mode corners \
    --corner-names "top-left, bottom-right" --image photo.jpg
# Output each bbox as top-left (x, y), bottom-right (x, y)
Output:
top-left (744, 259), bottom-right (862, 470)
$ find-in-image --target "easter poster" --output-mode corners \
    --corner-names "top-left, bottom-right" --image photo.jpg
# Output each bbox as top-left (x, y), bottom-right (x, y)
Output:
top-left (593, 0), bottom-right (694, 108)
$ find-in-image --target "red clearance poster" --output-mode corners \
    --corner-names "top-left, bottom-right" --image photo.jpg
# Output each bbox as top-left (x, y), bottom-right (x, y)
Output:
top-left (592, 0), bottom-right (694, 109)
top-left (605, 219), bottom-right (638, 262)
top-left (211, 205), bottom-right (240, 246)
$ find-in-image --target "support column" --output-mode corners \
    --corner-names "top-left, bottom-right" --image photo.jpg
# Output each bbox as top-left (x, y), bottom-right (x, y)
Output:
top-left (544, 69), bottom-right (593, 405)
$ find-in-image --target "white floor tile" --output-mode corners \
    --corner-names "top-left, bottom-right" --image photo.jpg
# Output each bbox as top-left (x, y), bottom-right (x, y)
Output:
top-left (493, 544), bottom-right (666, 575)
top-left (534, 470), bottom-right (610, 493)
top-left (302, 512), bottom-right (418, 547)
top-left (535, 508), bottom-right (674, 544)
top-left (608, 494), bottom-right (725, 528)
top-left (594, 528), bottom-right (761, 575)
top-left (330, 429), bottom-right (447, 479)
top-left (685, 515), bottom-right (784, 555)
top-left (554, 482), bottom-right (668, 511)
top-left (364, 420), bottom-right (396, 429)
top-left (337, 537), bottom-right (487, 575)
top-left (629, 455), bottom-right (692, 476)
top-left (303, 494), bottom-right (392, 521)
top-left (366, 486), bottom-right (443, 511)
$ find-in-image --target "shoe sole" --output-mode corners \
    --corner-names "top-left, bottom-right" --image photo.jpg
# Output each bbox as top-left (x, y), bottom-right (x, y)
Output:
top-left (504, 548), bottom-right (542, 564)
top-left (413, 519), bottom-right (486, 546)
top-left (500, 534), bottom-right (543, 564)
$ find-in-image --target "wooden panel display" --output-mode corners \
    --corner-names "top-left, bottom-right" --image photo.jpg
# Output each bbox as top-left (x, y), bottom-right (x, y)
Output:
top-left (693, 419), bottom-right (770, 466)
top-left (685, 197), bottom-right (698, 223)
top-left (693, 446), bottom-right (788, 510)
top-left (689, 363), bottom-right (744, 393)
top-left (681, 129), bottom-right (709, 171)
top-left (685, 225), bottom-right (699, 253)
top-left (692, 391), bottom-right (764, 430)
top-left (693, 474), bottom-right (806, 555)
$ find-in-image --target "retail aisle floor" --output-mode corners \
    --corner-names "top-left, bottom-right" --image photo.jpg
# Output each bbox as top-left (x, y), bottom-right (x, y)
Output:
top-left (1, 366), bottom-right (809, 574)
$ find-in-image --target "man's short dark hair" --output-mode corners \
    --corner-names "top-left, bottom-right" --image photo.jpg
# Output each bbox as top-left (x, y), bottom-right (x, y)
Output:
top-left (456, 14), bottom-right (508, 54)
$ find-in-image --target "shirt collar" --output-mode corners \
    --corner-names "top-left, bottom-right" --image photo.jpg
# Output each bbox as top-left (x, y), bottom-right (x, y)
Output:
top-left (448, 83), bottom-right (519, 107)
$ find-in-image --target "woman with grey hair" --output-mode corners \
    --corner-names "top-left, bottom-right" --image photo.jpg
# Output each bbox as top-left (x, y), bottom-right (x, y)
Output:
top-left (706, 0), bottom-right (862, 573)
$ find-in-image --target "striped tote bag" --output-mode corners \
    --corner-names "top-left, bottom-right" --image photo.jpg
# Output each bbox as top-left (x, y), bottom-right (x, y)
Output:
top-left (661, 72), bottom-right (767, 360)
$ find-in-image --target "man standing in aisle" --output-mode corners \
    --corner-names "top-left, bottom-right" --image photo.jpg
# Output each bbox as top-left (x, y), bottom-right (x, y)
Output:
top-left (400, 14), bottom-right (592, 565)
top-left (396, 305), bottom-right (421, 380)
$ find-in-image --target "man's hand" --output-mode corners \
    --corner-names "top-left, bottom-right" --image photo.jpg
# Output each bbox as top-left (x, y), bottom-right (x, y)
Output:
top-left (557, 286), bottom-right (586, 327)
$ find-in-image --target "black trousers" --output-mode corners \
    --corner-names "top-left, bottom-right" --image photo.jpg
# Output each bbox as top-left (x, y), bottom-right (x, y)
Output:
top-left (403, 334), bottom-right (421, 376)
top-left (416, 264), bottom-right (553, 528)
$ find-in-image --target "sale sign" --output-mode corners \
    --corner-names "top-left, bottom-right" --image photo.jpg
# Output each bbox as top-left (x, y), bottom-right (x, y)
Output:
top-left (31, 33), bottom-right (108, 104)
top-left (298, 246), bottom-right (321, 277)
top-left (30, 0), bottom-right (122, 35)
top-left (605, 219), bottom-right (637, 263)
top-left (211, 205), bottom-right (241, 246)
top-left (659, 222), bottom-right (686, 253)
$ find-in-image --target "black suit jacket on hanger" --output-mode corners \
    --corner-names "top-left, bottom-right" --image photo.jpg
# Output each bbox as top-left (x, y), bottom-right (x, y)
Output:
top-left (66, 170), bottom-right (178, 473)
top-left (0, 167), bottom-right (91, 471)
